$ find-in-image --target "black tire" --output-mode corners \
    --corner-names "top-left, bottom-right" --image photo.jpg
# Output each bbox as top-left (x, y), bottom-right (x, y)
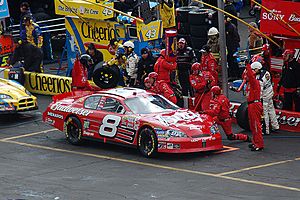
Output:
top-left (189, 9), bottom-right (215, 25)
top-left (190, 25), bottom-right (209, 38)
top-left (92, 64), bottom-right (120, 89)
top-left (65, 116), bottom-right (83, 145)
top-left (177, 22), bottom-right (190, 35)
top-left (190, 36), bottom-right (208, 50)
top-left (138, 128), bottom-right (158, 158)
top-left (236, 102), bottom-right (250, 130)
top-left (176, 6), bottom-right (200, 23)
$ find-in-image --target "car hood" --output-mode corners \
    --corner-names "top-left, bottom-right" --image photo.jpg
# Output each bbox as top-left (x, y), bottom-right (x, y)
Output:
top-left (142, 109), bottom-right (215, 137)
top-left (0, 79), bottom-right (30, 99)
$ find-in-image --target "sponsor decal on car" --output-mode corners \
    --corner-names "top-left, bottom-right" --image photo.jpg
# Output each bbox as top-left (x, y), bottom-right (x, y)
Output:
top-left (158, 142), bottom-right (166, 149)
top-left (121, 116), bottom-right (140, 130)
top-left (83, 120), bottom-right (90, 129)
top-left (45, 117), bottom-right (55, 125)
top-left (83, 131), bottom-right (94, 137)
top-left (167, 143), bottom-right (174, 149)
top-left (50, 102), bottom-right (93, 116)
top-left (47, 111), bottom-right (63, 119)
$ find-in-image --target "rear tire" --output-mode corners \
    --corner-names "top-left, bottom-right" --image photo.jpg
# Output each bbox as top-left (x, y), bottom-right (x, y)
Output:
top-left (65, 116), bottom-right (83, 145)
top-left (236, 102), bottom-right (250, 130)
top-left (138, 128), bottom-right (158, 158)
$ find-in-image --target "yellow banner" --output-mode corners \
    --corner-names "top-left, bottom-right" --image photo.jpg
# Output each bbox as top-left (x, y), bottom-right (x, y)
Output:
top-left (55, 0), bottom-right (114, 20)
top-left (66, 17), bottom-right (126, 61)
top-left (136, 20), bottom-right (163, 42)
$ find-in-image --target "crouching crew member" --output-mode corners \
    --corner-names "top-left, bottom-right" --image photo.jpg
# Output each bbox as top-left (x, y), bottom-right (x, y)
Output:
top-left (204, 86), bottom-right (251, 142)
top-left (146, 72), bottom-right (177, 104)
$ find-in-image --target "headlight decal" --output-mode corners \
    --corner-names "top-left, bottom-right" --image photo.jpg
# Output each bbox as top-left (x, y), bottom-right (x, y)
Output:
top-left (210, 124), bottom-right (219, 135)
top-left (0, 94), bottom-right (13, 100)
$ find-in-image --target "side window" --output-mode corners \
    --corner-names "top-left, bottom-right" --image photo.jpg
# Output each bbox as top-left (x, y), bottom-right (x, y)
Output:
top-left (101, 97), bottom-right (124, 113)
top-left (84, 95), bottom-right (102, 110)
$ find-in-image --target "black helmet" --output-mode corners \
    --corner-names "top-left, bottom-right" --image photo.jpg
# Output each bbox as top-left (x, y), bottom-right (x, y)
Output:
top-left (80, 54), bottom-right (93, 67)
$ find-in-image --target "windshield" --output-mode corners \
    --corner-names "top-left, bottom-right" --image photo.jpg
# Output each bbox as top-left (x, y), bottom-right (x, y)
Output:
top-left (124, 95), bottom-right (179, 114)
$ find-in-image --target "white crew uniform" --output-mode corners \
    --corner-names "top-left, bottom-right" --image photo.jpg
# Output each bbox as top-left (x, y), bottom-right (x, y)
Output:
top-left (257, 70), bottom-right (279, 134)
top-left (126, 52), bottom-right (139, 86)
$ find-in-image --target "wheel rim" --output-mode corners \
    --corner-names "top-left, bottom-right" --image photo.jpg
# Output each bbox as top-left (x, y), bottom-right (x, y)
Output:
top-left (68, 122), bottom-right (79, 139)
top-left (140, 132), bottom-right (154, 155)
top-left (99, 71), bottom-right (113, 84)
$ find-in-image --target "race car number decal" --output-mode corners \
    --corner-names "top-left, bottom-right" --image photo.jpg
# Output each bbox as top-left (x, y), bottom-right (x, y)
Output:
top-left (99, 115), bottom-right (121, 137)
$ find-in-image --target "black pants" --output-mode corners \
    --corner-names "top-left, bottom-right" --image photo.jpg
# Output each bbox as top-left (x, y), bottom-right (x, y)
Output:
top-left (178, 69), bottom-right (193, 96)
top-left (283, 92), bottom-right (300, 112)
top-left (227, 48), bottom-right (240, 78)
top-left (27, 57), bottom-right (43, 73)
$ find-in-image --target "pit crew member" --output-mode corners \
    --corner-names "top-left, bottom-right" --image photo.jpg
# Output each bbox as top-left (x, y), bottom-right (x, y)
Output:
top-left (203, 86), bottom-right (251, 142)
top-left (20, 15), bottom-right (43, 48)
top-left (147, 72), bottom-right (177, 104)
top-left (123, 41), bottom-right (139, 86)
top-left (199, 45), bottom-right (219, 84)
top-left (154, 49), bottom-right (177, 84)
top-left (252, 62), bottom-right (279, 135)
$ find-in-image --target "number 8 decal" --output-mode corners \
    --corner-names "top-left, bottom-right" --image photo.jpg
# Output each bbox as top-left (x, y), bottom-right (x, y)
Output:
top-left (99, 115), bottom-right (121, 137)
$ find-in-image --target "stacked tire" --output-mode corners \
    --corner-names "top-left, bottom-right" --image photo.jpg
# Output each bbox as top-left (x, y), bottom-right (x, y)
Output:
top-left (176, 6), bottom-right (200, 46)
top-left (189, 9), bottom-right (217, 51)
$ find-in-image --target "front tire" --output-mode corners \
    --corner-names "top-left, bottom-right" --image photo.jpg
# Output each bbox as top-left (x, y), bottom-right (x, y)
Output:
top-left (138, 128), bottom-right (158, 158)
top-left (65, 116), bottom-right (83, 145)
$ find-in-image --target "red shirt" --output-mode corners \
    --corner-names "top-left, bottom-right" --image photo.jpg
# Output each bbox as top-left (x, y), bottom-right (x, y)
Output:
top-left (189, 71), bottom-right (215, 93)
top-left (71, 59), bottom-right (94, 91)
top-left (151, 80), bottom-right (176, 103)
top-left (205, 94), bottom-right (230, 120)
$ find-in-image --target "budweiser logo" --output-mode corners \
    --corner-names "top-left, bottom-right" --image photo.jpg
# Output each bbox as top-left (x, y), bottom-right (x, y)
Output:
top-left (289, 14), bottom-right (300, 22)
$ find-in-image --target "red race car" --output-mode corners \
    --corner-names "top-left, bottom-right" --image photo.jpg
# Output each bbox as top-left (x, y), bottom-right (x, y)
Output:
top-left (43, 88), bottom-right (223, 157)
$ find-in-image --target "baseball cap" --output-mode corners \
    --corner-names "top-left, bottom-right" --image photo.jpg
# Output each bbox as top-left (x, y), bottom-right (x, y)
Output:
top-left (178, 38), bottom-right (186, 44)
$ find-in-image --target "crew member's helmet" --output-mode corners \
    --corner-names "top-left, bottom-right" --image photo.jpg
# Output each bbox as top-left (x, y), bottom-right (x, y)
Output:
top-left (144, 77), bottom-right (150, 83)
top-left (200, 45), bottom-right (211, 53)
top-left (80, 54), bottom-right (93, 67)
top-left (251, 61), bottom-right (263, 70)
top-left (211, 86), bottom-right (221, 96)
top-left (208, 27), bottom-right (219, 36)
top-left (160, 49), bottom-right (166, 57)
top-left (262, 44), bottom-right (269, 51)
top-left (191, 62), bottom-right (201, 71)
top-left (123, 41), bottom-right (135, 49)
top-left (148, 72), bottom-right (158, 79)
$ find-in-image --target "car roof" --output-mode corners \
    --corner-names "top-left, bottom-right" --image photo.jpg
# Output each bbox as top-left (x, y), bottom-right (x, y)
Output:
top-left (98, 87), bottom-right (151, 99)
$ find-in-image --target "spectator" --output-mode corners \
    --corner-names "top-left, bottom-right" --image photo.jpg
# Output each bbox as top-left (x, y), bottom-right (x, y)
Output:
top-left (123, 41), bottom-right (139, 86)
top-left (225, 17), bottom-right (240, 80)
top-left (19, 2), bottom-right (35, 34)
top-left (10, 38), bottom-right (43, 73)
top-left (224, 0), bottom-right (238, 28)
top-left (137, 48), bottom-right (156, 87)
top-left (278, 49), bottom-right (300, 112)
top-left (86, 43), bottom-right (104, 80)
top-left (20, 15), bottom-right (43, 48)
top-left (250, 0), bottom-right (262, 27)
top-left (248, 22), bottom-right (263, 57)
top-left (207, 27), bottom-right (220, 63)
top-left (176, 38), bottom-right (197, 96)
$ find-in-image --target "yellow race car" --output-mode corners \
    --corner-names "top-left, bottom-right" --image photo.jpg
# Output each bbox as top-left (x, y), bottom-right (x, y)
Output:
top-left (0, 78), bottom-right (38, 114)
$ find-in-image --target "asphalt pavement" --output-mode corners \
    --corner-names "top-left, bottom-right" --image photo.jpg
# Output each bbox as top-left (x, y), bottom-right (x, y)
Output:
top-left (1, 5), bottom-right (300, 200)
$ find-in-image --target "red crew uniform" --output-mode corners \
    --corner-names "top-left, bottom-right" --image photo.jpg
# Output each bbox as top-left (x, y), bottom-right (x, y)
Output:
top-left (201, 52), bottom-right (218, 84)
top-left (245, 63), bottom-right (264, 150)
top-left (204, 87), bottom-right (249, 141)
top-left (154, 49), bottom-right (177, 84)
top-left (71, 56), bottom-right (99, 91)
top-left (151, 80), bottom-right (177, 104)
top-left (189, 63), bottom-right (215, 111)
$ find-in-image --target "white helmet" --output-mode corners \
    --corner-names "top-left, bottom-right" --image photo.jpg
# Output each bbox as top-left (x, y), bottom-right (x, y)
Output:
top-left (208, 27), bottom-right (219, 36)
top-left (123, 41), bottom-right (134, 49)
top-left (251, 61), bottom-right (263, 70)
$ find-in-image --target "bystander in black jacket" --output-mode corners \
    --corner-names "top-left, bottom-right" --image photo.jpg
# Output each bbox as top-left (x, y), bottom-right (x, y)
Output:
top-left (137, 48), bottom-right (156, 86)
top-left (86, 43), bottom-right (104, 80)
top-left (10, 41), bottom-right (43, 73)
top-left (224, 1), bottom-right (238, 27)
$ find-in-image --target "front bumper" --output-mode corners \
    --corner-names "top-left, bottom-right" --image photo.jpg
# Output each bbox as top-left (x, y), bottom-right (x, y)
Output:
top-left (157, 134), bottom-right (223, 153)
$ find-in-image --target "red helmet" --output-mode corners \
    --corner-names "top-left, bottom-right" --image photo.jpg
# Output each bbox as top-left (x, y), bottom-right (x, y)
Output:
top-left (262, 44), bottom-right (269, 51)
top-left (251, 54), bottom-right (265, 64)
top-left (211, 86), bottom-right (221, 96)
top-left (160, 49), bottom-right (166, 57)
top-left (144, 77), bottom-right (150, 83)
top-left (148, 72), bottom-right (158, 79)
top-left (191, 62), bottom-right (201, 71)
